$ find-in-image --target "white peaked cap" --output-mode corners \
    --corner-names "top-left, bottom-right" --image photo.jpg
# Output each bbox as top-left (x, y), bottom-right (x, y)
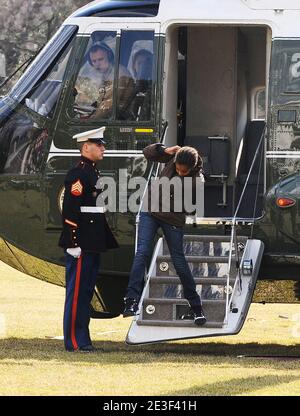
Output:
top-left (73, 127), bottom-right (106, 144)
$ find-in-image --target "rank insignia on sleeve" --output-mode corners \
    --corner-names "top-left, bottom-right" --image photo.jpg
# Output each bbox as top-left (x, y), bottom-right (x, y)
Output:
top-left (71, 179), bottom-right (83, 196)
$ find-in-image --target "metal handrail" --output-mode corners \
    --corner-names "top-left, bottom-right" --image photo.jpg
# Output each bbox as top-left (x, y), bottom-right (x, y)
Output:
top-left (131, 237), bottom-right (164, 324)
top-left (224, 124), bottom-right (266, 325)
top-left (135, 121), bottom-right (168, 253)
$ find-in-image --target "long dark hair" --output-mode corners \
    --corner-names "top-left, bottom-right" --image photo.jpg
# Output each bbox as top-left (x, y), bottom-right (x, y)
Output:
top-left (174, 146), bottom-right (203, 175)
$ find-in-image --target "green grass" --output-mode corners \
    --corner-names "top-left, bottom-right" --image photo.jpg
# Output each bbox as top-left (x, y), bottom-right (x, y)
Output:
top-left (0, 261), bottom-right (300, 396)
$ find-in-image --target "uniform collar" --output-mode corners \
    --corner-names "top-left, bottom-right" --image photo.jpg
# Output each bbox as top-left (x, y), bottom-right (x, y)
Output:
top-left (80, 155), bottom-right (97, 167)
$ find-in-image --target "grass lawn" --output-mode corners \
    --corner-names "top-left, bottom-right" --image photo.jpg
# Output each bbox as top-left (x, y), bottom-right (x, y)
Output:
top-left (0, 260), bottom-right (300, 396)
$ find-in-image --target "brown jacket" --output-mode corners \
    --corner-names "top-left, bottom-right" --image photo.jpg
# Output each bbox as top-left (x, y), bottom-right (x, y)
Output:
top-left (142, 143), bottom-right (204, 227)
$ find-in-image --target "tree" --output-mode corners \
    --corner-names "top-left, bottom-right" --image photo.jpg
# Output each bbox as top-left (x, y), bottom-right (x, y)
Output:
top-left (0, 0), bottom-right (89, 93)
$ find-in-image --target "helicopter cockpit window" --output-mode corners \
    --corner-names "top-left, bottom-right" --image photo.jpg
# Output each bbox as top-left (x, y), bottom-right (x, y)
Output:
top-left (117, 31), bottom-right (154, 121)
top-left (23, 41), bottom-right (74, 118)
top-left (73, 31), bottom-right (118, 120)
top-left (270, 41), bottom-right (300, 105)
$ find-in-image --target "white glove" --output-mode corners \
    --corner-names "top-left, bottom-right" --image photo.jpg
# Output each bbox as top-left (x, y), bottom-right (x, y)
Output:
top-left (66, 247), bottom-right (82, 258)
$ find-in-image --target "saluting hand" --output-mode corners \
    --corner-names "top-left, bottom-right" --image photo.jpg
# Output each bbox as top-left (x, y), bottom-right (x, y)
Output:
top-left (164, 145), bottom-right (181, 155)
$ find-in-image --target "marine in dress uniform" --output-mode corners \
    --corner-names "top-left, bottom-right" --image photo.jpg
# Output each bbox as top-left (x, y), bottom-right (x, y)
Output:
top-left (58, 127), bottom-right (119, 352)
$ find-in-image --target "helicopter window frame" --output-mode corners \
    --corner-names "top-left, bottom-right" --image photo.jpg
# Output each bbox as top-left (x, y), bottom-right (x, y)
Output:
top-left (67, 29), bottom-right (158, 125)
top-left (69, 30), bottom-right (119, 122)
top-left (116, 29), bottom-right (156, 122)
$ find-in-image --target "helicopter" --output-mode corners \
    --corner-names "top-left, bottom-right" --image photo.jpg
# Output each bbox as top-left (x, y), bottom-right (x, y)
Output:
top-left (1, 0), bottom-right (300, 344)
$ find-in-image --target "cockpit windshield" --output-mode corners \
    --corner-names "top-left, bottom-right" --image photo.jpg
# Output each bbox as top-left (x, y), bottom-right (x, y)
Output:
top-left (72, 29), bottom-right (155, 122)
top-left (74, 31), bottom-right (118, 120)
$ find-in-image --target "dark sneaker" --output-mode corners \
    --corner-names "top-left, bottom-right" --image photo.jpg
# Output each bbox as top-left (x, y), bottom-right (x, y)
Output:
top-left (191, 305), bottom-right (207, 326)
top-left (123, 297), bottom-right (139, 317)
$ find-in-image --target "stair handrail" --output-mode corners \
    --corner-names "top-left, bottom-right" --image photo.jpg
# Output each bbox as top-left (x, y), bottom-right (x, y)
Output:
top-left (135, 121), bottom-right (168, 253)
top-left (224, 124), bottom-right (266, 325)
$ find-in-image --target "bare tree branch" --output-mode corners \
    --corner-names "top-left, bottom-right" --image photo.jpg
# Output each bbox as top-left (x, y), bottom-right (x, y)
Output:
top-left (0, 0), bottom-right (89, 93)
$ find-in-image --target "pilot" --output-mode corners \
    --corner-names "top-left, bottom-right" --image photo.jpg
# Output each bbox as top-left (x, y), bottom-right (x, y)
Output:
top-left (76, 42), bottom-right (134, 119)
top-left (58, 126), bottom-right (119, 353)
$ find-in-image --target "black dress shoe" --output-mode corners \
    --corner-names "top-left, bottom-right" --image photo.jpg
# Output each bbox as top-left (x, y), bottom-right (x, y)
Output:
top-left (78, 344), bottom-right (97, 353)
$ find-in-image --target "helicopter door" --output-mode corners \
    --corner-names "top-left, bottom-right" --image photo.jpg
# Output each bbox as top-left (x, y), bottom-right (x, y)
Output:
top-left (172, 26), bottom-right (267, 220)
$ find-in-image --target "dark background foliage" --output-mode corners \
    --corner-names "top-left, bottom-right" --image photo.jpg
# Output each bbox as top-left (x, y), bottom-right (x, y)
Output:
top-left (0, 0), bottom-right (89, 94)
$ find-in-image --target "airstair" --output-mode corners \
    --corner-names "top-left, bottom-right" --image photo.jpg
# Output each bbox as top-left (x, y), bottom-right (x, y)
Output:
top-left (126, 233), bottom-right (264, 344)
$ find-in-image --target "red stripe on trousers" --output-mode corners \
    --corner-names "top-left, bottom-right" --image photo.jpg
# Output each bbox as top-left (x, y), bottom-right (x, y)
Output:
top-left (71, 255), bottom-right (82, 350)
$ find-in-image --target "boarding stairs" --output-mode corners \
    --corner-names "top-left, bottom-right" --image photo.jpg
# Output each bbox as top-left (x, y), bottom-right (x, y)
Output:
top-left (126, 231), bottom-right (264, 344)
top-left (137, 234), bottom-right (247, 329)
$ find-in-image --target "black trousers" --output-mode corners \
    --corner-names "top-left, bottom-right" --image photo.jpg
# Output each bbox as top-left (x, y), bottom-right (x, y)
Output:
top-left (63, 251), bottom-right (100, 351)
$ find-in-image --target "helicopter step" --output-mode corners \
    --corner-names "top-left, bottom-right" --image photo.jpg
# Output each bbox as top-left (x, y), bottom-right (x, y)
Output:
top-left (156, 254), bottom-right (237, 279)
top-left (137, 320), bottom-right (224, 329)
top-left (141, 298), bottom-right (227, 325)
top-left (126, 235), bottom-right (264, 345)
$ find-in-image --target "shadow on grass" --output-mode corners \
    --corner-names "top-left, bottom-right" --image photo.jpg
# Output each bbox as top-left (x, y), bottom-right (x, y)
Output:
top-left (167, 374), bottom-right (300, 396)
top-left (0, 338), bottom-right (299, 369)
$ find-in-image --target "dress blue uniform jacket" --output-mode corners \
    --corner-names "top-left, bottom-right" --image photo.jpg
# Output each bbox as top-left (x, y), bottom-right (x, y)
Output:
top-left (58, 155), bottom-right (119, 252)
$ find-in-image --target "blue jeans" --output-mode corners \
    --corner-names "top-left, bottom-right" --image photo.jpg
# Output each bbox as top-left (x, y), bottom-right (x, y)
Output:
top-left (126, 212), bottom-right (201, 307)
